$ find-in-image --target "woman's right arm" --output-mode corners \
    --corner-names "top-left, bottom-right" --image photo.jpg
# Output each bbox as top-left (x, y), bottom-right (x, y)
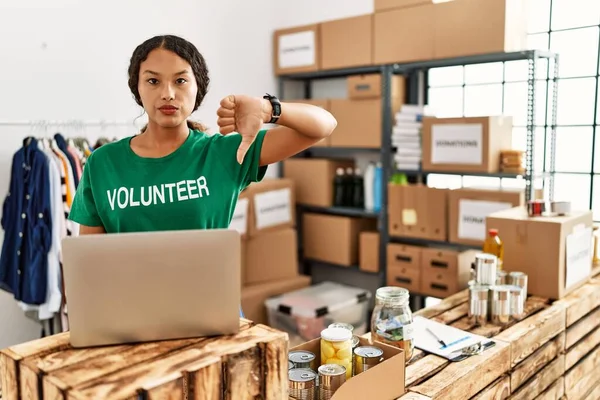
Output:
top-left (79, 225), bottom-right (106, 235)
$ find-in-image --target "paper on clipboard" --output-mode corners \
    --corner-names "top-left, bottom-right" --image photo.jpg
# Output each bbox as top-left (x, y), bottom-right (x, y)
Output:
top-left (413, 316), bottom-right (495, 361)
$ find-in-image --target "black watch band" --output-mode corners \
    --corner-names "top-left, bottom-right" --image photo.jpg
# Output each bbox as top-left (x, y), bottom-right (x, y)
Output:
top-left (263, 93), bottom-right (282, 124)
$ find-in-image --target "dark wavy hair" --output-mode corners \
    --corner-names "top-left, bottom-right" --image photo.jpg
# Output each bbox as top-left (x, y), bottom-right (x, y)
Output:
top-left (127, 35), bottom-right (210, 132)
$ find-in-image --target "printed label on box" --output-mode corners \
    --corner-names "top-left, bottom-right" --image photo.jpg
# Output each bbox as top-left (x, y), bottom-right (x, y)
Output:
top-left (229, 197), bottom-right (249, 235)
top-left (278, 31), bottom-right (316, 69)
top-left (566, 226), bottom-right (592, 289)
top-left (431, 123), bottom-right (483, 165)
top-left (254, 188), bottom-right (292, 230)
top-left (458, 199), bottom-right (513, 241)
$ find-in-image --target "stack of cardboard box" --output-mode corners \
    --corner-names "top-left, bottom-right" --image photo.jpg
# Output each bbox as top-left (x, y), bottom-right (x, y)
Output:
top-left (272, 0), bottom-right (528, 75)
top-left (232, 178), bottom-right (311, 324)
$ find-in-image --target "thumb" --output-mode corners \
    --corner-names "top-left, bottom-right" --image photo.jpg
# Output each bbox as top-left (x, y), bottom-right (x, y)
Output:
top-left (236, 135), bottom-right (255, 164)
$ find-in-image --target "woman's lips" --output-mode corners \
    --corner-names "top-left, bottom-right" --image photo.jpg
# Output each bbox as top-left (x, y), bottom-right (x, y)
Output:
top-left (159, 105), bottom-right (178, 115)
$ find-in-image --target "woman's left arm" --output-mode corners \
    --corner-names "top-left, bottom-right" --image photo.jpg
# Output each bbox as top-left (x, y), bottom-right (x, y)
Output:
top-left (258, 99), bottom-right (338, 166)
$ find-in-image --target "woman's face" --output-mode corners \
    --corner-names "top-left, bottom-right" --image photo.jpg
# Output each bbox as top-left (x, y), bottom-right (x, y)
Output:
top-left (138, 48), bottom-right (198, 129)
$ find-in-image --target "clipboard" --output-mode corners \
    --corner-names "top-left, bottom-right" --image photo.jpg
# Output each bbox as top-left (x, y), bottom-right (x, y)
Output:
top-left (412, 316), bottom-right (496, 362)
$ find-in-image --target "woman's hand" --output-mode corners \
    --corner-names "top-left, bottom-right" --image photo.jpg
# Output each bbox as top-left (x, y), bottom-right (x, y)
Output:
top-left (217, 94), bottom-right (272, 164)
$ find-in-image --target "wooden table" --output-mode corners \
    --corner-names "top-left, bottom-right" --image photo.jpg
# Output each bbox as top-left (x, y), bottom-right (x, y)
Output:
top-left (0, 318), bottom-right (288, 400)
top-left (397, 276), bottom-right (600, 400)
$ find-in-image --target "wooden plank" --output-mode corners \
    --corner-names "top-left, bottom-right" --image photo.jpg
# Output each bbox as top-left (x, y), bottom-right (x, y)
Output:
top-left (397, 392), bottom-right (434, 400)
top-left (495, 303), bottom-right (566, 367)
top-left (566, 325), bottom-right (600, 370)
top-left (554, 280), bottom-right (600, 327)
top-left (261, 334), bottom-right (289, 399)
top-left (510, 332), bottom-right (564, 391)
top-left (582, 381), bottom-right (600, 400)
top-left (0, 333), bottom-right (71, 399)
top-left (507, 354), bottom-right (564, 400)
top-left (535, 377), bottom-right (565, 400)
top-left (566, 306), bottom-right (600, 349)
top-left (409, 339), bottom-right (510, 400)
top-left (432, 304), bottom-right (469, 325)
top-left (405, 355), bottom-right (448, 387)
top-left (470, 375), bottom-right (510, 400)
top-left (415, 290), bottom-right (469, 319)
top-left (66, 325), bottom-right (288, 400)
top-left (565, 343), bottom-right (600, 400)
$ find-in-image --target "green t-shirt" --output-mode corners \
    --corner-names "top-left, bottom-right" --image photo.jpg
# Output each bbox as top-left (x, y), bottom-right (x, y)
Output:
top-left (68, 129), bottom-right (268, 233)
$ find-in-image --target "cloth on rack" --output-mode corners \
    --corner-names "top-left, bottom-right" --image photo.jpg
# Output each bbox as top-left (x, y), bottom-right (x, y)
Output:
top-left (0, 137), bottom-right (52, 305)
top-left (54, 133), bottom-right (80, 188)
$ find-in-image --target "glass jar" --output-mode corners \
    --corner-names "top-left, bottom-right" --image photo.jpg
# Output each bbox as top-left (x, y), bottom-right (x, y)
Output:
top-left (320, 327), bottom-right (353, 380)
top-left (370, 287), bottom-right (414, 363)
top-left (328, 322), bottom-right (360, 349)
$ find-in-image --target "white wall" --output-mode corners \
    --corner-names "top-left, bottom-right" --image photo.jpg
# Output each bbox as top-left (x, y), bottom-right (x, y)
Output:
top-left (0, 0), bottom-right (374, 348)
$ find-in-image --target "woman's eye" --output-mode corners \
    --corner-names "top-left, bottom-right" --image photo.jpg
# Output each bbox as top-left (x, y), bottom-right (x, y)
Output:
top-left (176, 78), bottom-right (187, 84)
top-left (147, 78), bottom-right (158, 85)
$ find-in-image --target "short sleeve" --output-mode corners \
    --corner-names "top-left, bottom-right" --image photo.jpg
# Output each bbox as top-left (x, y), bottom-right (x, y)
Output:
top-left (215, 129), bottom-right (269, 190)
top-left (68, 153), bottom-right (103, 227)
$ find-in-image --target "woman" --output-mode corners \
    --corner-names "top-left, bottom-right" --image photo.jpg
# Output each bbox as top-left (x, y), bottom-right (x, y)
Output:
top-left (68, 34), bottom-right (336, 235)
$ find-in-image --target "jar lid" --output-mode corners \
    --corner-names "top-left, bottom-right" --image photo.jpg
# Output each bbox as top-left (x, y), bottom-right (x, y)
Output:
top-left (321, 327), bottom-right (352, 342)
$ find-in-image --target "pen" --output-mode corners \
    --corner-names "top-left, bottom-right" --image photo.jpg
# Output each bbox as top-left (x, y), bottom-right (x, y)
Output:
top-left (426, 326), bottom-right (448, 347)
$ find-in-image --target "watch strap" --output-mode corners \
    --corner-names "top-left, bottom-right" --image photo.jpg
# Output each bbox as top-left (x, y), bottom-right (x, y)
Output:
top-left (263, 93), bottom-right (281, 124)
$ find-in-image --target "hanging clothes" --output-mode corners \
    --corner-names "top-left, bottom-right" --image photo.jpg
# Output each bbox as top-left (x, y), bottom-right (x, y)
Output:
top-left (0, 137), bottom-right (52, 305)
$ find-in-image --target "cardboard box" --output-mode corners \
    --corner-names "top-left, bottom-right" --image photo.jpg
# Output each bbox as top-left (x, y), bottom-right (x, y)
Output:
top-left (290, 99), bottom-right (332, 147)
top-left (303, 213), bottom-right (377, 266)
top-left (241, 275), bottom-right (311, 325)
top-left (283, 158), bottom-right (354, 207)
top-left (375, 0), bottom-right (433, 11)
top-left (486, 207), bottom-right (594, 300)
top-left (422, 116), bottom-right (513, 174)
top-left (449, 187), bottom-right (525, 246)
top-left (433, 0), bottom-right (527, 59)
top-left (330, 98), bottom-right (403, 148)
top-left (273, 24), bottom-right (320, 76)
top-left (359, 232), bottom-right (380, 273)
top-left (321, 14), bottom-right (373, 70)
top-left (387, 244), bottom-right (422, 293)
top-left (420, 249), bottom-right (477, 298)
top-left (244, 228), bottom-right (299, 286)
top-left (291, 336), bottom-right (406, 399)
top-left (347, 74), bottom-right (406, 101)
top-left (374, 4), bottom-right (435, 64)
top-left (230, 191), bottom-right (250, 239)
top-left (245, 178), bottom-right (296, 238)
top-left (388, 183), bottom-right (449, 241)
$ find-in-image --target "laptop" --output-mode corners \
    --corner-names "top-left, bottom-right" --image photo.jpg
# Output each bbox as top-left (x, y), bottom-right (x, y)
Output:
top-left (61, 229), bottom-right (241, 348)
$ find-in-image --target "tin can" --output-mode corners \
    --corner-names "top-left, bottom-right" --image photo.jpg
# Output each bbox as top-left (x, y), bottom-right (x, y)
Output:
top-left (289, 350), bottom-right (317, 371)
top-left (353, 346), bottom-right (384, 376)
top-left (469, 284), bottom-right (490, 325)
top-left (289, 360), bottom-right (294, 370)
top-left (289, 368), bottom-right (317, 400)
top-left (496, 270), bottom-right (507, 285)
top-left (527, 199), bottom-right (547, 217)
top-left (491, 285), bottom-right (511, 325)
top-left (507, 284), bottom-right (525, 319)
top-left (508, 272), bottom-right (528, 299)
top-left (318, 364), bottom-right (346, 400)
top-left (474, 253), bottom-right (498, 285)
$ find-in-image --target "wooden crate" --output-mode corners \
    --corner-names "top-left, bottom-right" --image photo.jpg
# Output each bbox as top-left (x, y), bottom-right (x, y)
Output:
top-left (0, 319), bottom-right (288, 400)
top-left (395, 278), bottom-right (600, 400)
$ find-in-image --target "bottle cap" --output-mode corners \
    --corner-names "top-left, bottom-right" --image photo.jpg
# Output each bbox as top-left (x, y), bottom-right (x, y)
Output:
top-left (336, 168), bottom-right (344, 175)
top-left (489, 229), bottom-right (498, 236)
top-left (320, 327), bottom-right (352, 342)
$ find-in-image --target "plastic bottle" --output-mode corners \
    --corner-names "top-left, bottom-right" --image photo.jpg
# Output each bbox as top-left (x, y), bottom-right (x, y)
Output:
top-left (345, 167), bottom-right (354, 207)
top-left (353, 168), bottom-right (364, 208)
top-left (333, 168), bottom-right (346, 207)
top-left (364, 162), bottom-right (375, 211)
top-left (483, 229), bottom-right (504, 270)
top-left (373, 162), bottom-right (383, 213)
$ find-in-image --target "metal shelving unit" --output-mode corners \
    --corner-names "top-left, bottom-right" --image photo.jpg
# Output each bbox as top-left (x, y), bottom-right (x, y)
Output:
top-left (277, 50), bottom-right (559, 300)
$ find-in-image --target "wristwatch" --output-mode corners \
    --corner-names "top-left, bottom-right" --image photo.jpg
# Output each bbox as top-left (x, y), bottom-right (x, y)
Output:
top-left (263, 93), bottom-right (282, 124)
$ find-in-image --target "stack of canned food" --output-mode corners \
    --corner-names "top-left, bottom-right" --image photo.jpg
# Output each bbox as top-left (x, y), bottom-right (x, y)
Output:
top-left (468, 253), bottom-right (529, 326)
top-left (288, 322), bottom-right (385, 399)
